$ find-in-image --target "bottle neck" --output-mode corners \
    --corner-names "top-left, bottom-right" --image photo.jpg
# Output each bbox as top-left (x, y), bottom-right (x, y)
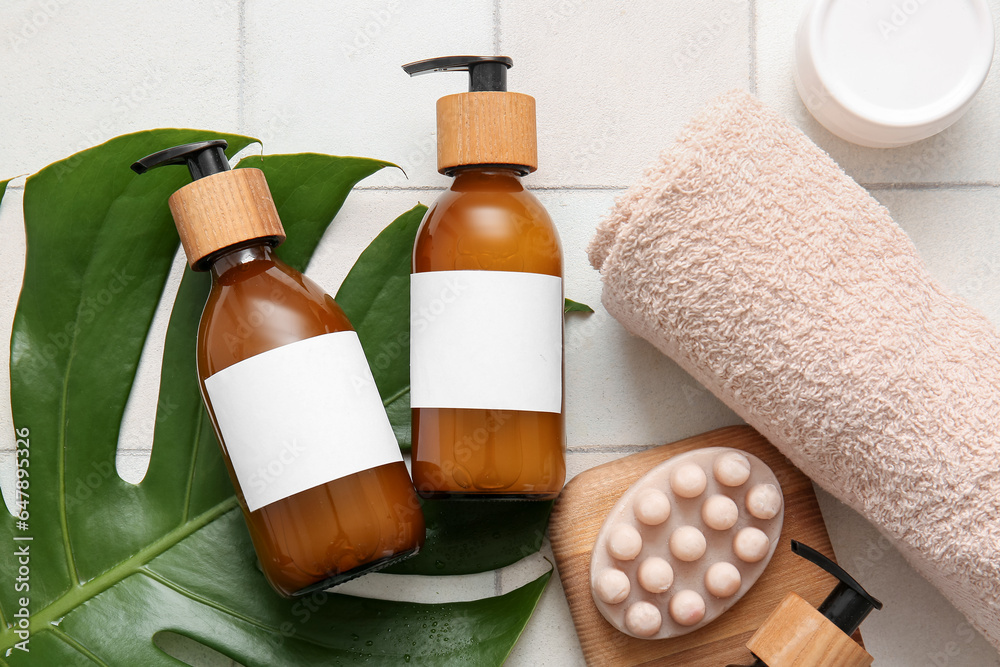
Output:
top-left (448, 165), bottom-right (525, 192)
top-left (207, 241), bottom-right (276, 284)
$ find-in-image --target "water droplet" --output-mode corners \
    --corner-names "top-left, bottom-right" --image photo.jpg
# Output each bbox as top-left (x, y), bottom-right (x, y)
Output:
top-left (432, 621), bottom-right (438, 627)
top-left (404, 656), bottom-right (411, 663)
top-left (366, 640), bottom-right (373, 647)
top-left (351, 634), bottom-right (359, 641)
top-left (434, 560), bottom-right (446, 570)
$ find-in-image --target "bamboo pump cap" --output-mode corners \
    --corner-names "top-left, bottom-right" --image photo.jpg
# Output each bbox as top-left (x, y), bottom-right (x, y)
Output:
top-left (741, 542), bottom-right (882, 667)
top-left (403, 55), bottom-right (537, 174)
top-left (130, 140), bottom-right (285, 270)
top-left (746, 594), bottom-right (873, 667)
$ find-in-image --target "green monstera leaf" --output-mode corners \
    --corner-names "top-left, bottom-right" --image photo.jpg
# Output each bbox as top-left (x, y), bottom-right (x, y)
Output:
top-left (0, 130), bottom-right (552, 666)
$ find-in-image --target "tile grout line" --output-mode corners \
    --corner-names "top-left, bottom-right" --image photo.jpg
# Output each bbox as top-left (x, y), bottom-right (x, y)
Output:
top-left (237, 0), bottom-right (248, 133)
top-left (862, 181), bottom-right (1000, 191)
top-left (493, 0), bottom-right (501, 54)
top-left (567, 445), bottom-right (659, 455)
top-left (748, 0), bottom-right (758, 95)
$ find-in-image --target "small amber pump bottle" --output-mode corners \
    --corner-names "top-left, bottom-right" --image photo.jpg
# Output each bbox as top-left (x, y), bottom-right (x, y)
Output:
top-left (729, 541), bottom-right (883, 667)
top-left (132, 141), bottom-right (425, 597)
top-left (403, 56), bottom-right (566, 500)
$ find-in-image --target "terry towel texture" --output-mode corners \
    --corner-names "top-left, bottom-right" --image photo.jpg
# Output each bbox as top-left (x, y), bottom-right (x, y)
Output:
top-left (589, 90), bottom-right (1000, 649)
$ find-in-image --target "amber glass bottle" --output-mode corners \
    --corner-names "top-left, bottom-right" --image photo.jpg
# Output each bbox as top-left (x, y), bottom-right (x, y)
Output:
top-left (404, 56), bottom-right (566, 500)
top-left (132, 141), bottom-right (424, 597)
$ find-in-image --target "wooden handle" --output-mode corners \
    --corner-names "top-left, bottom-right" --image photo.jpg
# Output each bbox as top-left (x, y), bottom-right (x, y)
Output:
top-left (168, 168), bottom-right (285, 270)
top-left (746, 593), bottom-right (873, 667)
top-left (436, 92), bottom-right (537, 173)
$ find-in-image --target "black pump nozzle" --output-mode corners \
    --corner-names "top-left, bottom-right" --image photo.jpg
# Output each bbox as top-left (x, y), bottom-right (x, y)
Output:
top-left (791, 540), bottom-right (883, 637)
top-left (131, 140), bottom-right (231, 181)
top-left (402, 55), bottom-right (513, 92)
top-left (725, 541), bottom-right (883, 667)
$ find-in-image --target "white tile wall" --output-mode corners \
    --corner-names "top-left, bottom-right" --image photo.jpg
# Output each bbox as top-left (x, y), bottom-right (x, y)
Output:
top-left (499, 0), bottom-right (752, 188)
top-left (1, 0), bottom-right (243, 179)
top-left (874, 188), bottom-right (1000, 323)
top-left (2, 0), bottom-right (1000, 665)
top-left (241, 0), bottom-right (495, 189)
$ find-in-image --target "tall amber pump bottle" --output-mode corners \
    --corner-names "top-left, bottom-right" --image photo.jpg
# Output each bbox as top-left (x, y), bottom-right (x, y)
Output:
top-left (403, 56), bottom-right (565, 500)
top-left (132, 141), bottom-right (425, 597)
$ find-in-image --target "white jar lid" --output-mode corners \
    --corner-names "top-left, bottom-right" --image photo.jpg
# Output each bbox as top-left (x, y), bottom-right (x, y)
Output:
top-left (795, 0), bottom-right (995, 148)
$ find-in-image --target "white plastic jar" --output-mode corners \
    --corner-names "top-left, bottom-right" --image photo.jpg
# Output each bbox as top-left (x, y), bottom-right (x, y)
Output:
top-left (795, 0), bottom-right (995, 147)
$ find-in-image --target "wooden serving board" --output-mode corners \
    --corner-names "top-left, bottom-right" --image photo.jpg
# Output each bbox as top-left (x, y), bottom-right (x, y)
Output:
top-left (550, 425), bottom-right (860, 666)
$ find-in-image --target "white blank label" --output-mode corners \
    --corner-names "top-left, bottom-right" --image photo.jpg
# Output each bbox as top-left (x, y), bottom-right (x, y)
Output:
top-left (204, 331), bottom-right (403, 512)
top-left (410, 270), bottom-right (563, 413)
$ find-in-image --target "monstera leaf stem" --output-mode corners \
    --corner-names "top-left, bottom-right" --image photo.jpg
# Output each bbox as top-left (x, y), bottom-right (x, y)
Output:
top-left (180, 410), bottom-right (206, 524)
top-left (56, 367), bottom-right (78, 586)
top-left (18, 498), bottom-right (237, 640)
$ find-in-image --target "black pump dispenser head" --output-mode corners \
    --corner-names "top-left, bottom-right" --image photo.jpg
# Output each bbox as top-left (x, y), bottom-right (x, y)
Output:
top-left (131, 140), bottom-right (231, 181)
top-left (727, 541), bottom-right (883, 667)
top-left (791, 540), bottom-right (883, 637)
top-left (403, 55), bottom-right (536, 173)
top-left (129, 139), bottom-right (285, 271)
top-left (403, 55), bottom-right (513, 92)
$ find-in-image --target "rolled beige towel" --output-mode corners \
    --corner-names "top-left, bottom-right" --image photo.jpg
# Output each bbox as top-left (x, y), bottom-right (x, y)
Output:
top-left (589, 90), bottom-right (1000, 650)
